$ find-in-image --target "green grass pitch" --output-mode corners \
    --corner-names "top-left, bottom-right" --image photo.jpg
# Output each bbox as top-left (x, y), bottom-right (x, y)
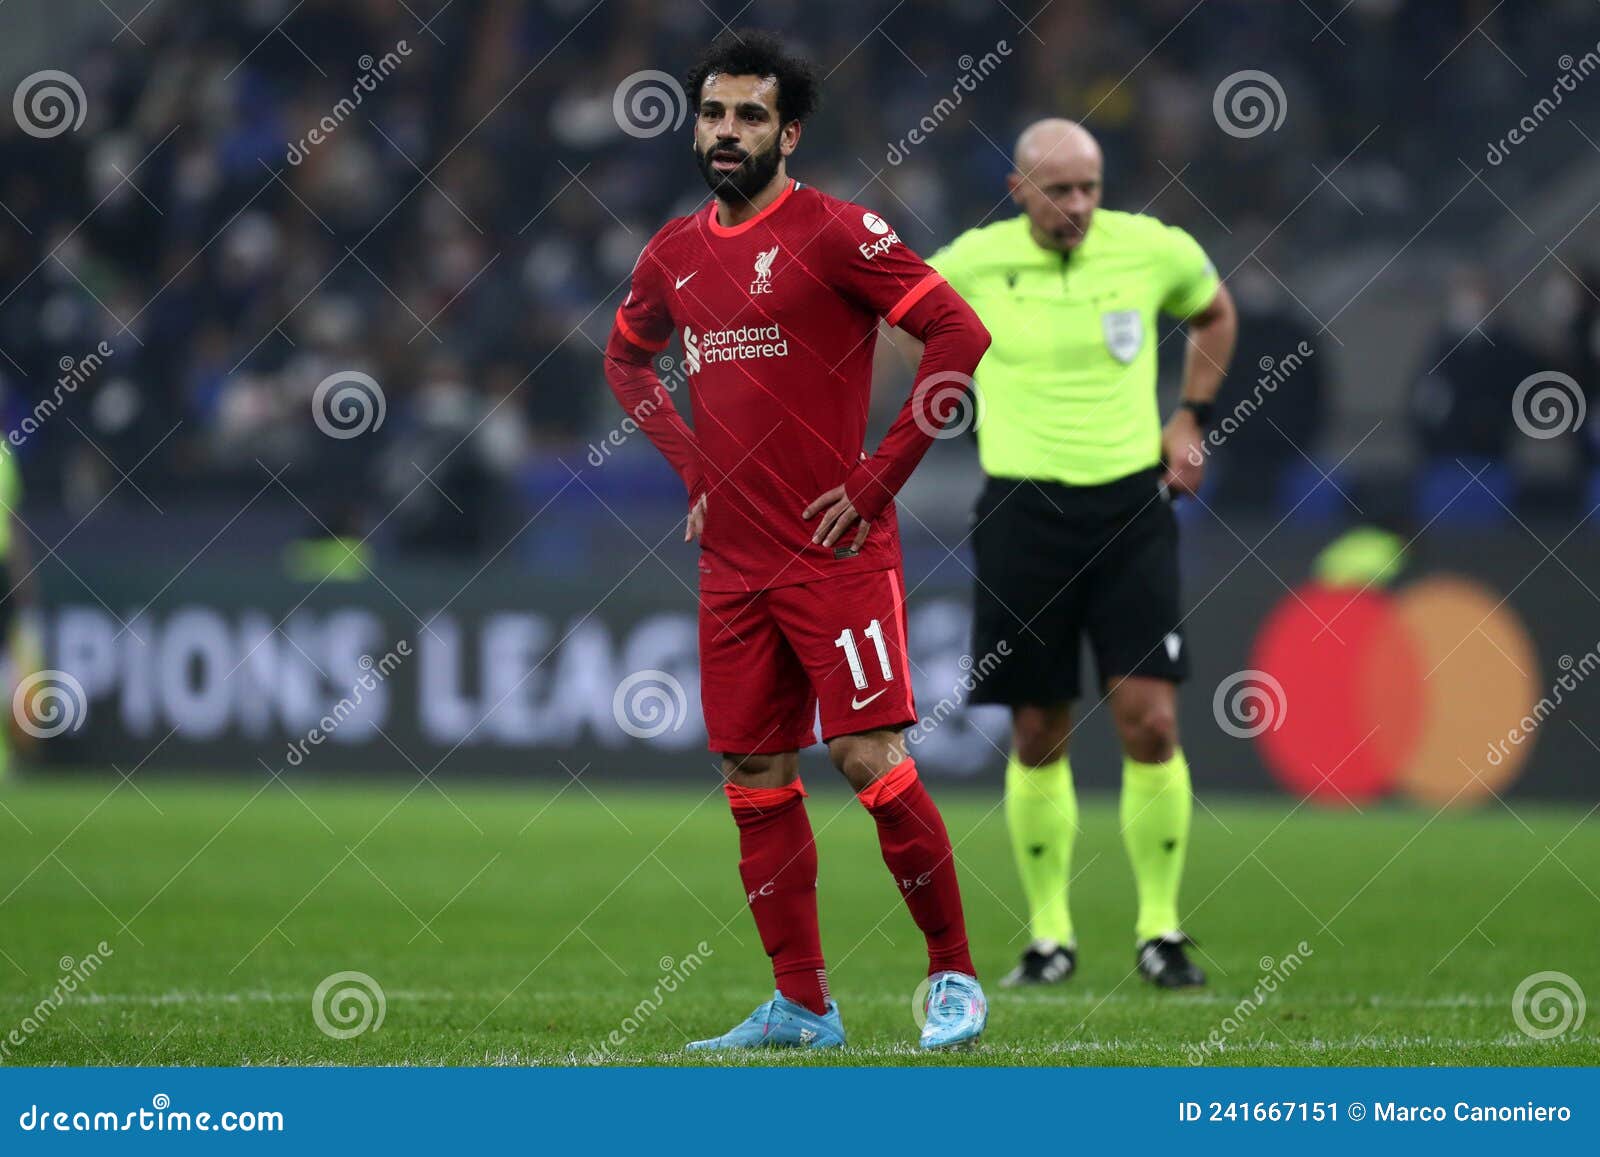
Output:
top-left (0, 777), bottom-right (1594, 1066)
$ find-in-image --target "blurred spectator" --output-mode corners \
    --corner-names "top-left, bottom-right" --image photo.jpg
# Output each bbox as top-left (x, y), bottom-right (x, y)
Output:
top-left (1409, 270), bottom-right (1539, 462)
top-left (1208, 264), bottom-right (1327, 511)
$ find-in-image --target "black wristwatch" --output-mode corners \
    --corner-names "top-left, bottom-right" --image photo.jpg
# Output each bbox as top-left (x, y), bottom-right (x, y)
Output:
top-left (1179, 399), bottom-right (1215, 428)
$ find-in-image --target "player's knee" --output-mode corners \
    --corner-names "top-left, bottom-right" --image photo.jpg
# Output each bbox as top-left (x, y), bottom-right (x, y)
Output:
top-left (721, 752), bottom-right (797, 786)
top-left (1011, 708), bottom-right (1071, 767)
top-left (826, 734), bottom-right (901, 792)
top-left (1120, 705), bottom-right (1178, 763)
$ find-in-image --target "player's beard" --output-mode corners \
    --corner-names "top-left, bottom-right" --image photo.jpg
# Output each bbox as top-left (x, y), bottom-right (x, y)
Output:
top-left (695, 136), bottom-right (783, 208)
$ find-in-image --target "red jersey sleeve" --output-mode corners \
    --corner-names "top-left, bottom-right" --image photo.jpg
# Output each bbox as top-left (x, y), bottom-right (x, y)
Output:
top-left (818, 202), bottom-right (989, 522)
top-left (613, 238), bottom-right (675, 353)
top-left (822, 204), bottom-right (946, 324)
top-left (604, 235), bottom-right (701, 500)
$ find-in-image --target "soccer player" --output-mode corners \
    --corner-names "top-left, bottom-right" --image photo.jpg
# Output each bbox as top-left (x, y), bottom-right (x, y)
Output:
top-left (913, 119), bottom-right (1237, 988)
top-left (602, 31), bottom-right (993, 1050)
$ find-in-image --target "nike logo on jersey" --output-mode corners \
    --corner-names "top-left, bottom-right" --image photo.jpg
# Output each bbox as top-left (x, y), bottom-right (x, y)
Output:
top-left (851, 689), bottom-right (888, 710)
top-left (674, 272), bottom-right (697, 289)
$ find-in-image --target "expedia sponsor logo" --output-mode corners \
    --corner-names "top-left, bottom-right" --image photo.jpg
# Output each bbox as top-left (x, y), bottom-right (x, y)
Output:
top-left (681, 324), bottom-right (789, 375)
top-left (859, 230), bottom-right (901, 261)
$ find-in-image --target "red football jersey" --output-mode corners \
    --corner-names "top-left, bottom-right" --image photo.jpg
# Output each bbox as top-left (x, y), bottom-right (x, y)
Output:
top-left (614, 179), bottom-right (945, 593)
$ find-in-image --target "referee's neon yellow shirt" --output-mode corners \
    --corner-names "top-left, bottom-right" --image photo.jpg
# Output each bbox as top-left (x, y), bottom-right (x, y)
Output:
top-left (928, 209), bottom-right (1220, 487)
top-left (0, 451), bottom-right (17, 558)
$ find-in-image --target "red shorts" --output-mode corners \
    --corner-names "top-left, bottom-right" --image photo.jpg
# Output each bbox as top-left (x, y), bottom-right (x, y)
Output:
top-left (700, 567), bottom-right (917, 753)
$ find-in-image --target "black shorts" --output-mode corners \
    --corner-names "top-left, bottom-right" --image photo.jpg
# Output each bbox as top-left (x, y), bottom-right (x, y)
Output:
top-left (969, 467), bottom-right (1187, 706)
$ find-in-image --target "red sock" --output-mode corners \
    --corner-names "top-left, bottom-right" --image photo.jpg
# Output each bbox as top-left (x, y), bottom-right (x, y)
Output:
top-left (859, 757), bottom-right (976, 977)
top-left (724, 779), bottom-right (830, 1015)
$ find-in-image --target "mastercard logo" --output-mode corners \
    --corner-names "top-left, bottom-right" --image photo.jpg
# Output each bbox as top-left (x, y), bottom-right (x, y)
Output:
top-left (1228, 575), bottom-right (1542, 806)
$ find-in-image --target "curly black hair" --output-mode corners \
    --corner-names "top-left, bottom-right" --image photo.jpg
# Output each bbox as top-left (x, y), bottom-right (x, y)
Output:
top-left (684, 29), bottom-right (819, 126)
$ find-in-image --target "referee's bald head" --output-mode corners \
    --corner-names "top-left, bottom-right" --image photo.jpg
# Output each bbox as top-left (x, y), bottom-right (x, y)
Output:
top-left (1008, 118), bottom-right (1103, 252)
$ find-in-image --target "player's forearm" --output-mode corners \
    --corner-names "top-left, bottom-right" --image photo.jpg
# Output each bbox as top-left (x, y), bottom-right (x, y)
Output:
top-left (846, 285), bottom-right (991, 521)
top-left (1179, 284), bottom-right (1237, 405)
top-left (603, 330), bottom-right (703, 499)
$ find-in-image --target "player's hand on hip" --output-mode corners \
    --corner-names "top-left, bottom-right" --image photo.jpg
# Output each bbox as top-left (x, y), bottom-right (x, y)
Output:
top-left (685, 493), bottom-right (707, 542)
top-left (1160, 410), bottom-right (1207, 499)
top-left (803, 485), bottom-right (870, 550)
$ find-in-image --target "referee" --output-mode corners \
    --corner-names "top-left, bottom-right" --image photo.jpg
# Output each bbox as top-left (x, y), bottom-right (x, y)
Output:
top-left (919, 119), bottom-right (1236, 988)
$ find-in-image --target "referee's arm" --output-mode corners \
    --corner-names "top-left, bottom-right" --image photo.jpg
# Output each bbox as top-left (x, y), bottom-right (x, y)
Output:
top-left (1163, 282), bottom-right (1236, 497)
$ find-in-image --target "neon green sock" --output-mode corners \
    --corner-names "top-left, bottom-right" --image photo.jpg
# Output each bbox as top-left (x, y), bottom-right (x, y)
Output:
top-left (1120, 749), bottom-right (1192, 942)
top-left (1004, 754), bottom-right (1077, 946)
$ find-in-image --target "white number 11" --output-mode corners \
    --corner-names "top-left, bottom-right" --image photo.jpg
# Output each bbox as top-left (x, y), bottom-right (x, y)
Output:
top-left (834, 620), bottom-right (894, 691)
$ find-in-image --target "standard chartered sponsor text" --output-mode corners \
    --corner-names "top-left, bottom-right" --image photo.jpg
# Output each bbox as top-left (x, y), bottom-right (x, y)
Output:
top-left (684, 324), bottom-right (789, 373)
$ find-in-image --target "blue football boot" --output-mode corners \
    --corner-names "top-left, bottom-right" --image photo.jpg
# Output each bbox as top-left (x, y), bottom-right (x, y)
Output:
top-left (919, 971), bottom-right (987, 1050)
top-left (685, 991), bottom-right (846, 1051)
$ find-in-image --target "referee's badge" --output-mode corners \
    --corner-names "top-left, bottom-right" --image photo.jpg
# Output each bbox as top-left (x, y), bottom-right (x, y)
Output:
top-left (1101, 309), bottom-right (1144, 364)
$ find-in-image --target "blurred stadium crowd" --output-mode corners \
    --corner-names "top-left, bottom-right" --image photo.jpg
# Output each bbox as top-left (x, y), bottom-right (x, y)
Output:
top-left (1, 0), bottom-right (1597, 553)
